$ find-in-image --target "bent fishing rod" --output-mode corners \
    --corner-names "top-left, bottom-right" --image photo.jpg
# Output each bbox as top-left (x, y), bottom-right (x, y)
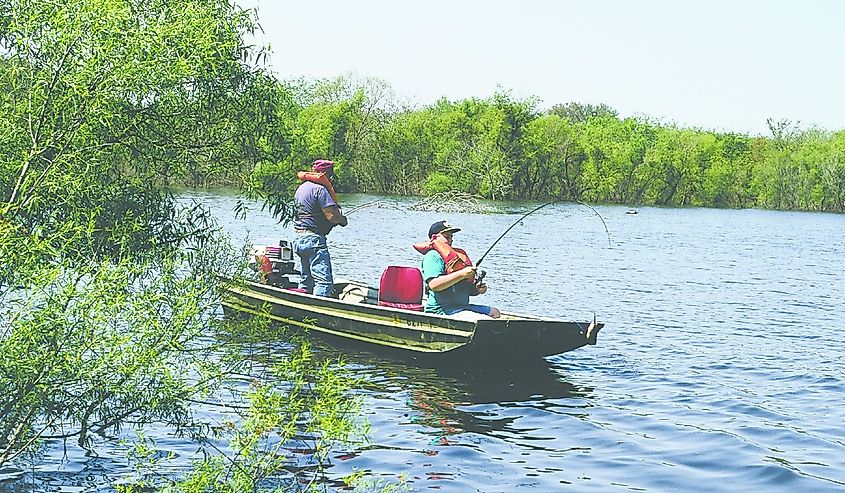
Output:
top-left (343, 199), bottom-right (411, 216)
top-left (343, 200), bottom-right (387, 215)
top-left (474, 199), bottom-right (560, 268)
top-left (474, 198), bottom-right (612, 270)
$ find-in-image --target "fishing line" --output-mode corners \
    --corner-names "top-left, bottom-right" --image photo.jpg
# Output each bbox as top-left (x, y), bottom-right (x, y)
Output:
top-left (344, 200), bottom-right (407, 215)
top-left (344, 200), bottom-right (386, 215)
top-left (475, 199), bottom-right (612, 269)
top-left (576, 200), bottom-right (613, 248)
top-left (475, 199), bottom-right (561, 268)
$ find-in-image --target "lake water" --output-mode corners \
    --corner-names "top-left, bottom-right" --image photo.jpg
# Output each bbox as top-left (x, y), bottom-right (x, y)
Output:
top-left (3, 191), bottom-right (844, 492)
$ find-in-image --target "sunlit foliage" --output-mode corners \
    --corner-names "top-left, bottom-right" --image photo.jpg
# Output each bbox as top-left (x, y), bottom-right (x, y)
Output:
top-left (1, 3), bottom-right (374, 490)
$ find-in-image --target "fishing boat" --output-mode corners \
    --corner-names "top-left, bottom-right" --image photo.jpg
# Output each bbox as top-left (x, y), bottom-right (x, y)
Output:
top-left (220, 243), bottom-right (603, 361)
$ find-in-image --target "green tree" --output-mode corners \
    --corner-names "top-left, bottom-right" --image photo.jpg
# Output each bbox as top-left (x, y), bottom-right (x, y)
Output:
top-left (397, 92), bottom-right (537, 200)
top-left (0, 236), bottom-right (235, 465)
top-left (358, 108), bottom-right (437, 195)
top-left (579, 116), bottom-right (654, 203)
top-left (815, 130), bottom-right (845, 211)
top-left (118, 335), bottom-right (373, 493)
top-left (638, 127), bottom-right (716, 206)
top-left (787, 128), bottom-right (845, 212)
top-left (521, 114), bottom-right (584, 199)
top-left (0, 0), bottom-right (268, 258)
top-left (0, 0), bottom-right (278, 469)
top-left (751, 120), bottom-right (808, 210)
top-left (700, 133), bottom-right (753, 208)
top-left (284, 75), bottom-right (396, 191)
top-left (549, 101), bottom-right (618, 123)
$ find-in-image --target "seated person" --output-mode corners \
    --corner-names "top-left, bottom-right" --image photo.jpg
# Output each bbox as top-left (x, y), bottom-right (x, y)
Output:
top-left (420, 220), bottom-right (501, 320)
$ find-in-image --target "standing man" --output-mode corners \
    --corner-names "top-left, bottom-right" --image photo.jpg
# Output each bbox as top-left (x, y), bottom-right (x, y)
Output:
top-left (420, 220), bottom-right (501, 320)
top-left (292, 159), bottom-right (347, 296)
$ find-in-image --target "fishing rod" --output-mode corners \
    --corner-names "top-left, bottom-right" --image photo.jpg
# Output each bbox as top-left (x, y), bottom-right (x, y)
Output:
top-left (344, 199), bottom-right (409, 215)
top-left (344, 200), bottom-right (388, 215)
top-left (474, 198), bottom-right (613, 270)
top-left (474, 199), bottom-right (562, 268)
top-left (577, 200), bottom-right (613, 248)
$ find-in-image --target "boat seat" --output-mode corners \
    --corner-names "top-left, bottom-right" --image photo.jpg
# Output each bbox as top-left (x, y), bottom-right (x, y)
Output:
top-left (378, 266), bottom-right (424, 311)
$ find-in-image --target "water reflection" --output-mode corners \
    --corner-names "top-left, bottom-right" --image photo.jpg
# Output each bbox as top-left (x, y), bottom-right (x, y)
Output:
top-left (315, 343), bottom-right (593, 440)
top-left (406, 362), bottom-right (591, 445)
top-left (406, 358), bottom-right (589, 405)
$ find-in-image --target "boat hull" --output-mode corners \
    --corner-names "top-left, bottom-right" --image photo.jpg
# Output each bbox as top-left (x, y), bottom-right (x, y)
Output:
top-left (220, 278), bottom-right (602, 361)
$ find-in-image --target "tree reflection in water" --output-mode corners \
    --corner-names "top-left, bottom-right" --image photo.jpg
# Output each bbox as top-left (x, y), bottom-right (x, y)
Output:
top-left (317, 343), bottom-right (595, 444)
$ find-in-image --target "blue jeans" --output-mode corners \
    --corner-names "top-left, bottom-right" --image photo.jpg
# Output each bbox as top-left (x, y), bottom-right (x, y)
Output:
top-left (292, 233), bottom-right (333, 297)
top-left (443, 304), bottom-right (496, 321)
top-left (444, 304), bottom-right (495, 317)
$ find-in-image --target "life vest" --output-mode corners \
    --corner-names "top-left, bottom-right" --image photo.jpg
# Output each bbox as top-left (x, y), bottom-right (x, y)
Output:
top-left (297, 171), bottom-right (339, 204)
top-left (413, 239), bottom-right (476, 283)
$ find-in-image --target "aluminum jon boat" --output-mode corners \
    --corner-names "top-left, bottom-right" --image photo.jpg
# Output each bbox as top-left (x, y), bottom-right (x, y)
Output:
top-left (220, 269), bottom-right (602, 362)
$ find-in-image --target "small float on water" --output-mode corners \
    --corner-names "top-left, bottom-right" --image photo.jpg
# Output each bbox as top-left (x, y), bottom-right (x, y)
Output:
top-left (219, 241), bottom-right (603, 362)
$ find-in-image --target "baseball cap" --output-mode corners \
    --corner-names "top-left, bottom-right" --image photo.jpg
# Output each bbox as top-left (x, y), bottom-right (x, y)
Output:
top-left (428, 220), bottom-right (461, 238)
top-left (312, 159), bottom-right (334, 172)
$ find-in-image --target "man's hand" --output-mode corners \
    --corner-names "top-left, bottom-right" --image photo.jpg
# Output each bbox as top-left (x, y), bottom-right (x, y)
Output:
top-left (322, 205), bottom-right (347, 226)
top-left (475, 282), bottom-right (488, 294)
top-left (429, 265), bottom-right (476, 292)
top-left (459, 266), bottom-right (476, 280)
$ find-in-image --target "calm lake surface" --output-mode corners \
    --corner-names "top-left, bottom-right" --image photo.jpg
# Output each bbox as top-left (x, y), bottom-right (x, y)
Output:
top-left (3, 190), bottom-right (844, 492)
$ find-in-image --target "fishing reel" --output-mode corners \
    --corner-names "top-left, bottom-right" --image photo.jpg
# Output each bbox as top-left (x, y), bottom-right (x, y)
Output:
top-left (474, 268), bottom-right (487, 286)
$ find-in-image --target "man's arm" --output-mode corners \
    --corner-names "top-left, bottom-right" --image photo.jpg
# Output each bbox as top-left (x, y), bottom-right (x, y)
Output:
top-left (427, 266), bottom-right (475, 292)
top-left (322, 205), bottom-right (347, 226)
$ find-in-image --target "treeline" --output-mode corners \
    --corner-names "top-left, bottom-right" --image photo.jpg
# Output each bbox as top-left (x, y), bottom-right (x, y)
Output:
top-left (204, 76), bottom-right (845, 213)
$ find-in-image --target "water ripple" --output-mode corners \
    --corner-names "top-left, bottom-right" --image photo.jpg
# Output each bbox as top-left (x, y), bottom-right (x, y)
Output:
top-left (7, 195), bottom-right (845, 493)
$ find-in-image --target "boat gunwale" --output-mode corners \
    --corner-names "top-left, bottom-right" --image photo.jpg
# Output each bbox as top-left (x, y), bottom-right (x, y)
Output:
top-left (220, 297), bottom-right (467, 353)
top-left (221, 276), bottom-right (583, 326)
top-left (218, 276), bottom-right (603, 358)
top-left (223, 282), bottom-right (476, 338)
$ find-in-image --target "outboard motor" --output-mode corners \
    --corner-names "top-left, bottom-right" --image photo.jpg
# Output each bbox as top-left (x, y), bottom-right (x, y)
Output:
top-left (251, 240), bottom-right (299, 288)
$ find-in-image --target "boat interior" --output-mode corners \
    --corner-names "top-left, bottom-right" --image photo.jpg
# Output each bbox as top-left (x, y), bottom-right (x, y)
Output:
top-left (252, 242), bottom-right (534, 321)
top-left (335, 279), bottom-right (380, 304)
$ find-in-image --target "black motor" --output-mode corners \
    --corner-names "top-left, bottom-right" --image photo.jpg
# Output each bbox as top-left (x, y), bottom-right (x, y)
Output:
top-left (252, 240), bottom-right (299, 288)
